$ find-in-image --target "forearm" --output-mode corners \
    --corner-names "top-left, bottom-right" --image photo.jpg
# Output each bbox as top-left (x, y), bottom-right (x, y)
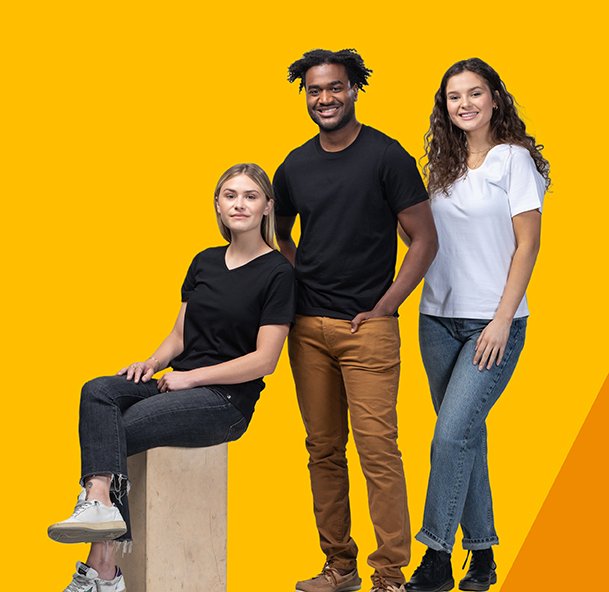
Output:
top-left (494, 244), bottom-right (540, 322)
top-left (149, 331), bottom-right (184, 370)
top-left (187, 350), bottom-right (278, 387)
top-left (373, 235), bottom-right (438, 315)
top-left (276, 237), bottom-right (297, 266)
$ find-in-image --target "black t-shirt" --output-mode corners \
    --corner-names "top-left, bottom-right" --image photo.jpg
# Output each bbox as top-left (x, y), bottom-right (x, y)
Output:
top-left (170, 246), bottom-right (295, 422)
top-left (273, 125), bottom-right (428, 320)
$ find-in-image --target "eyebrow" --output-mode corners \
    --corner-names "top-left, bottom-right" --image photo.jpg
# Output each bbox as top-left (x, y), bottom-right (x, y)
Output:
top-left (447, 86), bottom-right (485, 94)
top-left (307, 80), bottom-right (346, 89)
top-left (222, 187), bottom-right (260, 194)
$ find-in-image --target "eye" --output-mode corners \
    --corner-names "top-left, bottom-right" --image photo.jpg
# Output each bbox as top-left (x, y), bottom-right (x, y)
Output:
top-left (447, 95), bottom-right (459, 101)
top-left (224, 193), bottom-right (235, 199)
top-left (308, 89), bottom-right (319, 96)
top-left (471, 91), bottom-right (482, 97)
top-left (332, 86), bottom-right (342, 93)
top-left (245, 193), bottom-right (258, 200)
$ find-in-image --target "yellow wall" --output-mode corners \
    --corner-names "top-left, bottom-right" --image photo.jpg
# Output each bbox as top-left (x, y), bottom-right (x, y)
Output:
top-left (2, 2), bottom-right (606, 589)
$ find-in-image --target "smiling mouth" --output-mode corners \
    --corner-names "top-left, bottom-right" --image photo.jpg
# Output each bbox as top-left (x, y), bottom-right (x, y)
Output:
top-left (317, 105), bottom-right (340, 116)
top-left (459, 111), bottom-right (479, 120)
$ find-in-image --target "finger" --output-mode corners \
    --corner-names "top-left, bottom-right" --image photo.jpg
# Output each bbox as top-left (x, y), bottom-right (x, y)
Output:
top-left (134, 366), bottom-right (143, 383)
top-left (486, 346), bottom-right (499, 370)
top-left (117, 367), bottom-right (127, 376)
top-left (126, 366), bottom-right (134, 380)
top-left (142, 368), bottom-right (154, 382)
top-left (473, 339), bottom-right (486, 364)
top-left (475, 328), bottom-right (486, 352)
top-left (351, 315), bottom-right (363, 333)
top-left (496, 344), bottom-right (506, 366)
top-left (157, 377), bottom-right (165, 392)
top-left (478, 344), bottom-right (493, 370)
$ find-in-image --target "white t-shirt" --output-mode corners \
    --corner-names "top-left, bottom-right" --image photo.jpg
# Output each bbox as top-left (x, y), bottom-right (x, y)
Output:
top-left (420, 144), bottom-right (546, 319)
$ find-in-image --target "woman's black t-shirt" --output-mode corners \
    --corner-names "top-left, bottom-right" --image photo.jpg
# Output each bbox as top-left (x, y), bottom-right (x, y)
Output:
top-left (170, 246), bottom-right (295, 423)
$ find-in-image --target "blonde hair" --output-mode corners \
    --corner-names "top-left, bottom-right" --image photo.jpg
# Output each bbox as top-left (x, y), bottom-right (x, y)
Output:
top-left (214, 163), bottom-right (276, 249)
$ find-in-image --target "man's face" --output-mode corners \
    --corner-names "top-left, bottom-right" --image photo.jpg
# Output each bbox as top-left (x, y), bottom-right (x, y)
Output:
top-left (304, 63), bottom-right (358, 132)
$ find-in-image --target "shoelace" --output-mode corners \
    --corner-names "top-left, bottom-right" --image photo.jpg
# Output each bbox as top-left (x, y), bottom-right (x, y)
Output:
top-left (371, 574), bottom-right (403, 591)
top-left (320, 565), bottom-right (339, 586)
top-left (65, 573), bottom-right (95, 592)
top-left (71, 499), bottom-right (99, 517)
top-left (411, 548), bottom-right (435, 577)
top-left (462, 550), bottom-right (471, 570)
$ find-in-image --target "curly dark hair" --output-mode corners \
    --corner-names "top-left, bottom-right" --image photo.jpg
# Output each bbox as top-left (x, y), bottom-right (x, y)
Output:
top-left (424, 58), bottom-right (550, 196)
top-left (287, 48), bottom-right (372, 92)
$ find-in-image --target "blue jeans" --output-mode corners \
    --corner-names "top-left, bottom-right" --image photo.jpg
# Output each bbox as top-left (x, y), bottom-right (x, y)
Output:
top-left (416, 314), bottom-right (527, 553)
top-left (79, 375), bottom-right (247, 542)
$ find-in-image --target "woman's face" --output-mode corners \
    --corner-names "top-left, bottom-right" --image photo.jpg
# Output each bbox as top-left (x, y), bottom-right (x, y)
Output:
top-left (445, 70), bottom-right (496, 138)
top-left (216, 174), bottom-right (271, 237)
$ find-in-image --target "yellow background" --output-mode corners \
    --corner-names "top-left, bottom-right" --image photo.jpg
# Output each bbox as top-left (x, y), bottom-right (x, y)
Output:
top-left (1, 1), bottom-right (606, 589)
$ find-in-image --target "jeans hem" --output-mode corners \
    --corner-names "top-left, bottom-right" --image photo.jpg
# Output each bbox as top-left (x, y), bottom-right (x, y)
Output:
top-left (416, 528), bottom-right (452, 553)
top-left (462, 537), bottom-right (499, 550)
top-left (79, 472), bottom-right (131, 502)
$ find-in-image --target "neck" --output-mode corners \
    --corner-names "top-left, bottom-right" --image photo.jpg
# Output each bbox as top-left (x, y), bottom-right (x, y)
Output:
top-left (466, 129), bottom-right (494, 153)
top-left (319, 118), bottom-right (362, 152)
top-left (228, 229), bottom-right (270, 257)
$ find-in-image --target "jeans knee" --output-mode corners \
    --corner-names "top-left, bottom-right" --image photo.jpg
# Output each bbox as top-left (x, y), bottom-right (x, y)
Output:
top-left (81, 375), bottom-right (120, 403)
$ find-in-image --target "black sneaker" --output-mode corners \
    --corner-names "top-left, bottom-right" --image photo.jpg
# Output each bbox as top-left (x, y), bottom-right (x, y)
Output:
top-left (406, 547), bottom-right (454, 592)
top-left (459, 549), bottom-right (497, 591)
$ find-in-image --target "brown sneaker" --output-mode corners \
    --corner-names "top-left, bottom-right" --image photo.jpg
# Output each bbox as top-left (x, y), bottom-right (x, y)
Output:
top-left (370, 575), bottom-right (407, 592)
top-left (296, 565), bottom-right (362, 592)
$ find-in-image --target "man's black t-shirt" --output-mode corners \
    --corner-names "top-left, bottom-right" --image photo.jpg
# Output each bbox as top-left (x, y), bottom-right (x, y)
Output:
top-left (273, 125), bottom-right (428, 320)
top-left (170, 246), bottom-right (295, 422)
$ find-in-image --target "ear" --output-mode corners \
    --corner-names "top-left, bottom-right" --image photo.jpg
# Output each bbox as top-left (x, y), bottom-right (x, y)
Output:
top-left (493, 90), bottom-right (500, 109)
top-left (353, 85), bottom-right (359, 102)
top-left (264, 198), bottom-right (274, 216)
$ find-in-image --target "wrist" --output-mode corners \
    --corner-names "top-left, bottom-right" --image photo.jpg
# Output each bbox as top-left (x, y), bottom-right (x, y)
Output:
top-left (493, 312), bottom-right (513, 324)
top-left (373, 301), bottom-right (395, 317)
top-left (148, 356), bottom-right (162, 371)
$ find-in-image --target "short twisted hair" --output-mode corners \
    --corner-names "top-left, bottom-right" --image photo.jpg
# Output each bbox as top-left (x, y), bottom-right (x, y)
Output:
top-left (287, 48), bottom-right (372, 92)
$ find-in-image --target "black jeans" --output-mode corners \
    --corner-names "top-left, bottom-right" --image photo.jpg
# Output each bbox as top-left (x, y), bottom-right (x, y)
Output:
top-left (79, 375), bottom-right (247, 542)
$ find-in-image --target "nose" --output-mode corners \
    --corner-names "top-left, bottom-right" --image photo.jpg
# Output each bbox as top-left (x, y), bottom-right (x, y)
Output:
top-left (233, 195), bottom-right (246, 210)
top-left (319, 89), bottom-right (333, 104)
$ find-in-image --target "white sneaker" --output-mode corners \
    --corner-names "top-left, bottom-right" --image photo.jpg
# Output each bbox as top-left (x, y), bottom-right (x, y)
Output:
top-left (49, 490), bottom-right (127, 543)
top-left (63, 562), bottom-right (99, 592)
top-left (63, 562), bottom-right (126, 592)
top-left (98, 567), bottom-right (126, 592)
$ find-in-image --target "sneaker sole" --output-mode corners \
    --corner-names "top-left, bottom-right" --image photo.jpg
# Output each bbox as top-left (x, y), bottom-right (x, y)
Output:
top-left (296, 584), bottom-right (361, 592)
top-left (407, 579), bottom-right (454, 592)
top-left (48, 521), bottom-right (127, 543)
top-left (458, 573), bottom-right (497, 591)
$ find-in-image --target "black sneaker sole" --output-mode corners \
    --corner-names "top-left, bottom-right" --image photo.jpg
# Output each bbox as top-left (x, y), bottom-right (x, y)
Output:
top-left (458, 572), bottom-right (497, 591)
top-left (406, 578), bottom-right (454, 592)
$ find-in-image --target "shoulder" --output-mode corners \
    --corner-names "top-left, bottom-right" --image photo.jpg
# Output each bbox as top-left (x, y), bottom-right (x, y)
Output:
top-left (280, 136), bottom-right (318, 166)
top-left (189, 246), bottom-right (226, 265)
top-left (362, 126), bottom-right (416, 162)
top-left (264, 251), bottom-right (295, 276)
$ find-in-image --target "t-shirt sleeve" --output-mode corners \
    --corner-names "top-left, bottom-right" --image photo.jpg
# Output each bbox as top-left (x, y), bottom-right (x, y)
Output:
top-left (380, 141), bottom-right (429, 214)
top-left (180, 253), bottom-right (201, 302)
top-left (273, 162), bottom-right (298, 217)
top-left (507, 147), bottom-right (546, 217)
top-left (260, 263), bottom-right (296, 326)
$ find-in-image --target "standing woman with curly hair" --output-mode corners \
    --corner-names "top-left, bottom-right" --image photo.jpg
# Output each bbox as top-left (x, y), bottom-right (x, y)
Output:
top-left (406, 58), bottom-right (550, 592)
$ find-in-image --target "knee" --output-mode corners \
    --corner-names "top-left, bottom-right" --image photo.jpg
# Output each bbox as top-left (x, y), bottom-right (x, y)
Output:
top-left (305, 435), bottom-right (347, 467)
top-left (81, 375), bottom-right (122, 403)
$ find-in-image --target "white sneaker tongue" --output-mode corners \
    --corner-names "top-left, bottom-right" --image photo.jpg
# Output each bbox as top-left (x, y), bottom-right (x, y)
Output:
top-left (76, 561), bottom-right (99, 579)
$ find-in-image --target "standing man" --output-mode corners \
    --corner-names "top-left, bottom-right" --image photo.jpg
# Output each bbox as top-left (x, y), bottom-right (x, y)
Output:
top-left (274, 49), bottom-right (438, 592)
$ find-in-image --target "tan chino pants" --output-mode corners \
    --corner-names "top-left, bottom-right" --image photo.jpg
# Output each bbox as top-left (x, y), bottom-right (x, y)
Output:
top-left (289, 315), bottom-right (411, 582)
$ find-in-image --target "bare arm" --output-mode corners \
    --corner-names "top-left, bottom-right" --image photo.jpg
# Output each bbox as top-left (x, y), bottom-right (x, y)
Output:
top-left (473, 210), bottom-right (542, 369)
top-left (276, 215), bottom-right (297, 266)
top-left (351, 200), bottom-right (438, 332)
top-left (118, 303), bottom-right (186, 383)
top-left (157, 324), bottom-right (290, 392)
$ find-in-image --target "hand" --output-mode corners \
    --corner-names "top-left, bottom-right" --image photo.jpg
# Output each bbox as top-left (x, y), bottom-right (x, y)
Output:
top-left (473, 318), bottom-right (512, 370)
top-left (118, 359), bottom-right (158, 383)
top-left (350, 307), bottom-right (393, 333)
top-left (157, 371), bottom-right (194, 393)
